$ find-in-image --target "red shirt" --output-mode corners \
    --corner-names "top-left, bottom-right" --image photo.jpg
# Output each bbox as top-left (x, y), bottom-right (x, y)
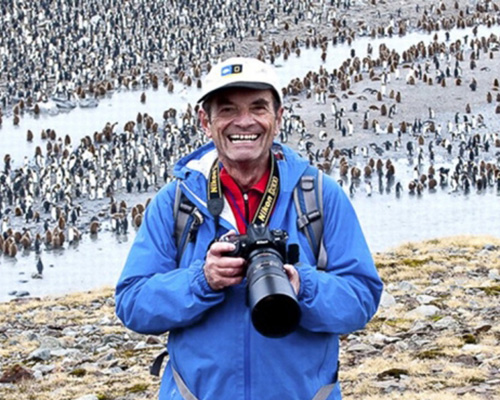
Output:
top-left (220, 167), bottom-right (271, 234)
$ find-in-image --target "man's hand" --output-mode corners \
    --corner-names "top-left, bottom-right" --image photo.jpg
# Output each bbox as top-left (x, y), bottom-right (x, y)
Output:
top-left (204, 232), bottom-right (246, 291)
top-left (283, 264), bottom-right (300, 295)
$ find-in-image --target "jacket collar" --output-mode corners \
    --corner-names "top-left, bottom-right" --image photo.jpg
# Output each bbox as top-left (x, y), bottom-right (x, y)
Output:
top-left (173, 141), bottom-right (310, 230)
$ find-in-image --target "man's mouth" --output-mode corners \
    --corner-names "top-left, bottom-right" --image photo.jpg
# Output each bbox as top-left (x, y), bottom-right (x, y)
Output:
top-left (228, 134), bottom-right (260, 143)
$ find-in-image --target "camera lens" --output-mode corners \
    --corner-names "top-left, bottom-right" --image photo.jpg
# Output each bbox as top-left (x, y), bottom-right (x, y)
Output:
top-left (246, 249), bottom-right (301, 338)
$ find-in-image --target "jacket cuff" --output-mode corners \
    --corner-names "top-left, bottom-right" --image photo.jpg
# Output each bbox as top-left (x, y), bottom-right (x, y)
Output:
top-left (297, 264), bottom-right (316, 302)
top-left (190, 262), bottom-right (219, 298)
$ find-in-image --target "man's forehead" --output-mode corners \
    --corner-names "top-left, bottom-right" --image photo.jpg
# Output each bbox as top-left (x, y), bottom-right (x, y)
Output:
top-left (212, 87), bottom-right (274, 104)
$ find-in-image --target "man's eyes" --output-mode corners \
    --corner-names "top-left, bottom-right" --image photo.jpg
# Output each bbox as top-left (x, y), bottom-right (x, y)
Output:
top-left (216, 104), bottom-right (270, 115)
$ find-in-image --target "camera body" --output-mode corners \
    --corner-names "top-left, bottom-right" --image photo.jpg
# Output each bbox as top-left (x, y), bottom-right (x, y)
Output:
top-left (221, 224), bottom-right (301, 338)
top-left (222, 224), bottom-right (289, 260)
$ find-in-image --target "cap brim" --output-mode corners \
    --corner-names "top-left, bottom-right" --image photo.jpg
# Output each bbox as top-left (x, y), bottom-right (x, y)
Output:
top-left (198, 82), bottom-right (278, 104)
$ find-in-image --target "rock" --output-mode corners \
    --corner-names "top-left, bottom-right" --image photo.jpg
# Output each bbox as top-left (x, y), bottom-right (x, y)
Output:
top-left (432, 316), bottom-right (458, 330)
top-left (405, 305), bottom-right (440, 318)
top-left (39, 336), bottom-right (63, 350)
top-left (379, 290), bottom-right (397, 308)
top-left (482, 244), bottom-right (498, 252)
top-left (74, 395), bottom-right (99, 400)
top-left (368, 333), bottom-right (401, 347)
top-left (488, 269), bottom-right (500, 281)
top-left (346, 342), bottom-right (377, 353)
top-left (32, 364), bottom-right (55, 375)
top-left (397, 281), bottom-right (416, 292)
top-left (51, 348), bottom-right (83, 358)
top-left (416, 294), bottom-right (437, 305)
top-left (28, 348), bottom-right (51, 361)
top-left (134, 341), bottom-right (148, 350)
top-left (377, 368), bottom-right (409, 379)
top-left (98, 316), bottom-right (112, 325)
top-left (146, 335), bottom-right (163, 345)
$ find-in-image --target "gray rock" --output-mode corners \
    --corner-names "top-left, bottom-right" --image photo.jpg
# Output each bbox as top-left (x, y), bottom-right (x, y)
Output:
top-left (416, 294), bottom-right (437, 305)
top-left (29, 348), bottom-right (51, 361)
top-left (379, 291), bottom-right (397, 308)
top-left (482, 244), bottom-right (498, 252)
top-left (62, 327), bottom-right (79, 337)
top-left (488, 269), bottom-right (500, 281)
top-left (39, 336), bottom-right (63, 350)
top-left (346, 342), bottom-right (377, 353)
top-left (32, 364), bottom-right (55, 375)
top-left (433, 316), bottom-right (458, 330)
top-left (74, 395), bottom-right (99, 400)
top-left (98, 316), bottom-right (112, 325)
top-left (108, 367), bottom-right (124, 374)
top-left (33, 370), bottom-right (43, 380)
top-left (397, 281), bottom-right (416, 291)
top-left (51, 348), bottom-right (83, 358)
top-left (406, 305), bottom-right (440, 318)
top-left (134, 341), bottom-right (148, 350)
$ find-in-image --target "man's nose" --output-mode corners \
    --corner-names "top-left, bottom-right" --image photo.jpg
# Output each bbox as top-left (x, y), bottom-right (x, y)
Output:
top-left (233, 109), bottom-right (256, 126)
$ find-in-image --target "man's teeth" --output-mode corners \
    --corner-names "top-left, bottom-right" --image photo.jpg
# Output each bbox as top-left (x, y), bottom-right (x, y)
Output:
top-left (229, 135), bottom-right (259, 142)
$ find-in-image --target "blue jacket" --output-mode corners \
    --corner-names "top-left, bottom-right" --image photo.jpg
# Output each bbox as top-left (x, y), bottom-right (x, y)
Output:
top-left (116, 141), bottom-right (383, 400)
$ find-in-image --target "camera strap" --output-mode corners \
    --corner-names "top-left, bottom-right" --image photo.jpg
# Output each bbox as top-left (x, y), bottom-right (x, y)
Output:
top-left (207, 153), bottom-right (280, 227)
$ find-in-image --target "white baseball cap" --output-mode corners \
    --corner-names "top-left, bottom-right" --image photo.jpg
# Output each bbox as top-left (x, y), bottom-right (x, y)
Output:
top-left (198, 57), bottom-right (283, 104)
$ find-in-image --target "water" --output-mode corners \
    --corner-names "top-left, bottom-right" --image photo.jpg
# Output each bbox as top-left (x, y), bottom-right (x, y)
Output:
top-left (1, 25), bottom-right (499, 302)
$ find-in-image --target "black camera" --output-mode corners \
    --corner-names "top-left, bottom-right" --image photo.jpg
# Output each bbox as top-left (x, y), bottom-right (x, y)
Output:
top-left (221, 224), bottom-right (301, 338)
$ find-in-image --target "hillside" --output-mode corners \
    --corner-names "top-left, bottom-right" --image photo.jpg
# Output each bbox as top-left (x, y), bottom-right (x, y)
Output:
top-left (1, 236), bottom-right (499, 400)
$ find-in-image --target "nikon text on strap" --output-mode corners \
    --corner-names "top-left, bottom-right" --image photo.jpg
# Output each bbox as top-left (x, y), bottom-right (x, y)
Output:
top-left (207, 154), bottom-right (280, 226)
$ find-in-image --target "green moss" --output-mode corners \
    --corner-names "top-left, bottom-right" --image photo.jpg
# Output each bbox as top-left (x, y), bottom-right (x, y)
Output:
top-left (128, 383), bottom-right (149, 393)
top-left (367, 316), bottom-right (386, 330)
top-left (401, 258), bottom-right (431, 267)
top-left (97, 394), bottom-right (113, 400)
top-left (120, 349), bottom-right (137, 358)
top-left (480, 285), bottom-right (500, 296)
top-left (415, 349), bottom-right (445, 359)
top-left (69, 368), bottom-right (87, 377)
top-left (384, 318), bottom-right (411, 329)
top-left (428, 315), bottom-right (443, 322)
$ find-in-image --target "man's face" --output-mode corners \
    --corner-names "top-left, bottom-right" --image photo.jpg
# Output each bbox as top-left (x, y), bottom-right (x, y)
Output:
top-left (199, 88), bottom-right (283, 168)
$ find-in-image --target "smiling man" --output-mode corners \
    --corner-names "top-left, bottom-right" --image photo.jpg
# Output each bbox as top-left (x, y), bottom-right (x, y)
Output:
top-left (116, 57), bottom-right (383, 400)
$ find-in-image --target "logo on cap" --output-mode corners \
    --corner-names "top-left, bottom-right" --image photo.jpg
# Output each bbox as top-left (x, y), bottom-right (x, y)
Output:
top-left (221, 64), bottom-right (243, 76)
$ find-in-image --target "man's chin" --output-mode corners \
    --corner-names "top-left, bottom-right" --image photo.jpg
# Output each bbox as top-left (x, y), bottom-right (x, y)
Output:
top-left (226, 151), bottom-right (262, 165)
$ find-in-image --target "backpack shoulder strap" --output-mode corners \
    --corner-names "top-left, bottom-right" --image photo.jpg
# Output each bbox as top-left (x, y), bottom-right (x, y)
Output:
top-left (293, 165), bottom-right (327, 270)
top-left (173, 180), bottom-right (204, 261)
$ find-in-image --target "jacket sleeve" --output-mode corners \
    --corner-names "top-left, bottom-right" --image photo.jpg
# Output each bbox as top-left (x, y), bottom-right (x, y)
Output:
top-left (296, 176), bottom-right (383, 335)
top-left (115, 184), bottom-right (225, 335)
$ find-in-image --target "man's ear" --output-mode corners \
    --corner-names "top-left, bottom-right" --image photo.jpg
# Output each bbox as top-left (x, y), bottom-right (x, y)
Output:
top-left (274, 106), bottom-right (284, 137)
top-left (198, 108), bottom-right (212, 138)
